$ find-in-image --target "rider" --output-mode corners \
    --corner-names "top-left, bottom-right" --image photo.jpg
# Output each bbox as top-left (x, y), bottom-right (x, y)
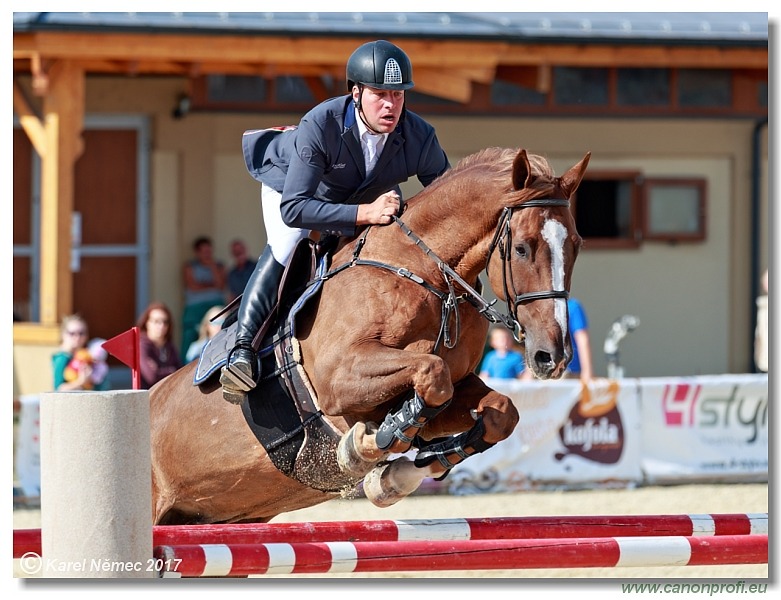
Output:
top-left (220, 39), bottom-right (450, 404)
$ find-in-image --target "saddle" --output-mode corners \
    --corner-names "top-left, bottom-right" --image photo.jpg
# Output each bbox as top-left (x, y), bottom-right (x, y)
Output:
top-left (194, 238), bottom-right (362, 493)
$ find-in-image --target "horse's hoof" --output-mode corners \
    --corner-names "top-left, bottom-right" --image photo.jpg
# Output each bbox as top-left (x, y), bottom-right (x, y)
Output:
top-left (337, 422), bottom-right (381, 478)
top-left (363, 457), bottom-right (425, 508)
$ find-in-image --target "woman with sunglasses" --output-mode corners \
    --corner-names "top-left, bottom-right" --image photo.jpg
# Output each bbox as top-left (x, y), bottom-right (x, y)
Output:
top-left (52, 314), bottom-right (109, 391)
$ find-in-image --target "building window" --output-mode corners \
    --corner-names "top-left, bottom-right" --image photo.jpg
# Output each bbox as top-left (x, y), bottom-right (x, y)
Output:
top-left (678, 69), bottom-right (731, 108)
top-left (757, 81), bottom-right (768, 108)
top-left (642, 179), bottom-right (706, 241)
top-left (206, 75), bottom-right (267, 103)
top-left (274, 76), bottom-right (316, 104)
top-left (617, 68), bottom-right (670, 106)
top-left (490, 79), bottom-right (546, 106)
top-left (406, 90), bottom-right (461, 106)
top-left (573, 173), bottom-right (707, 248)
top-left (572, 173), bottom-right (641, 249)
top-left (553, 67), bottom-right (609, 106)
top-left (191, 66), bottom-right (765, 118)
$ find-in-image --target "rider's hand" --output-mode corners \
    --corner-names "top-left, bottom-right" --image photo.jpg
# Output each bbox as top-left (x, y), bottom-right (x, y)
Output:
top-left (356, 191), bottom-right (400, 226)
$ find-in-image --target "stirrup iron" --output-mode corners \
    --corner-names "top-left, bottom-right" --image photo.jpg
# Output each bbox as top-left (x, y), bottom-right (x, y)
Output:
top-left (221, 343), bottom-right (257, 391)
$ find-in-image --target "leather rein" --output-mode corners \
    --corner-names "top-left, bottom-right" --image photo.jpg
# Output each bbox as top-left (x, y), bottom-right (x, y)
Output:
top-left (319, 197), bottom-right (571, 352)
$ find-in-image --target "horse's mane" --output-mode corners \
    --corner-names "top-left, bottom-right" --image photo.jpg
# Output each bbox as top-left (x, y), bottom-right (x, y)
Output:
top-left (421, 147), bottom-right (557, 204)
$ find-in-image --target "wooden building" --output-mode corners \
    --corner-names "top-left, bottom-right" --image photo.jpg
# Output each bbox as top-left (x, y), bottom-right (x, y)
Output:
top-left (12, 12), bottom-right (768, 393)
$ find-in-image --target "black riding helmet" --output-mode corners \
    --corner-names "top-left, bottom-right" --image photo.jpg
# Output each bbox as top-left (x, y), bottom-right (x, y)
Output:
top-left (346, 40), bottom-right (414, 91)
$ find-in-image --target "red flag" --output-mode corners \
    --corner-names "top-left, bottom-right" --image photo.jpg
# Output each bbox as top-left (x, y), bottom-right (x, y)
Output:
top-left (102, 326), bottom-right (141, 390)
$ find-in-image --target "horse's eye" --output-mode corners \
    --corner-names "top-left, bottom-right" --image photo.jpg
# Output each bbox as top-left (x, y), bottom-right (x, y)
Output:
top-left (515, 244), bottom-right (529, 259)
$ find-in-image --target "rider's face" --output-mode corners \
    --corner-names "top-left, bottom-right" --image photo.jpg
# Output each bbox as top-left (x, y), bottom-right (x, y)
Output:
top-left (353, 86), bottom-right (404, 134)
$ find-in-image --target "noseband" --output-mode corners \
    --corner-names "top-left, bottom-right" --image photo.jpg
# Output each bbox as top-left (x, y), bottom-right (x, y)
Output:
top-left (486, 198), bottom-right (571, 336)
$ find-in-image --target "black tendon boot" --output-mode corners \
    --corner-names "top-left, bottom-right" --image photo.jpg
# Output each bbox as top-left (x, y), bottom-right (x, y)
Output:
top-left (220, 246), bottom-right (285, 404)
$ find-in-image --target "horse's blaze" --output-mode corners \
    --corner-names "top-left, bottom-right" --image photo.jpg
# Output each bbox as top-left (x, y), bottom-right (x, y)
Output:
top-left (541, 218), bottom-right (569, 342)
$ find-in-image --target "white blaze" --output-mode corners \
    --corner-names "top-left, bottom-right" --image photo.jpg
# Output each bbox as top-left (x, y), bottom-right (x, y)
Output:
top-left (541, 219), bottom-right (568, 338)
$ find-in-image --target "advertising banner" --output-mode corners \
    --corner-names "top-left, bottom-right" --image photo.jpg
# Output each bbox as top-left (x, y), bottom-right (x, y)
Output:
top-left (443, 378), bottom-right (643, 494)
top-left (639, 374), bottom-right (768, 483)
top-left (15, 394), bottom-right (41, 499)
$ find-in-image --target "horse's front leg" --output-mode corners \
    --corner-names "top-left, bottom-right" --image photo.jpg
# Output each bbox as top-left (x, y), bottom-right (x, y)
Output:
top-left (316, 343), bottom-right (454, 478)
top-left (363, 373), bottom-right (519, 507)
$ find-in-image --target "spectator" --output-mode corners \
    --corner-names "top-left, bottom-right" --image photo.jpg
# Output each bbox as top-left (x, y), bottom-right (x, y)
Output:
top-left (186, 305), bottom-right (225, 363)
top-left (565, 297), bottom-right (594, 381)
top-left (755, 269), bottom-right (768, 372)
top-left (227, 239), bottom-right (256, 302)
top-left (479, 327), bottom-right (525, 380)
top-left (52, 314), bottom-right (110, 391)
top-left (519, 297), bottom-right (594, 382)
top-left (137, 302), bottom-right (182, 389)
top-left (182, 236), bottom-right (227, 357)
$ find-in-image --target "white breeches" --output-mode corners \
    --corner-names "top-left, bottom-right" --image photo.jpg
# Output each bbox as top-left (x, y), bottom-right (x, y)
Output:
top-left (261, 184), bottom-right (311, 266)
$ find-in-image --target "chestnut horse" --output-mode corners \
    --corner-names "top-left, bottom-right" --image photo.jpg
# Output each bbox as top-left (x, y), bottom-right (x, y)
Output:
top-left (150, 147), bottom-right (590, 525)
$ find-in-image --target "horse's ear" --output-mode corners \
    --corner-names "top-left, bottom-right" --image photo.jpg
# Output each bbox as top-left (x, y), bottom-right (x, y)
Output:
top-left (559, 152), bottom-right (592, 198)
top-left (512, 149), bottom-right (534, 190)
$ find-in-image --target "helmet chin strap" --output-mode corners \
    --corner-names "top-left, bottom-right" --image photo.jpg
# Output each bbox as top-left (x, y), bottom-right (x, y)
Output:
top-left (353, 85), bottom-right (383, 135)
top-left (359, 109), bottom-right (383, 135)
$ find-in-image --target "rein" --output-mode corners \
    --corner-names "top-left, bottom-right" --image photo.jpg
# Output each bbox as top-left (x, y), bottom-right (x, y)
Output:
top-left (319, 197), bottom-right (570, 350)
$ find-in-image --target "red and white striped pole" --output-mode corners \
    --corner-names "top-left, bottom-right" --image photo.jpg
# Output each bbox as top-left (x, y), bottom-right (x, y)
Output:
top-left (14, 513), bottom-right (768, 558)
top-left (153, 534), bottom-right (768, 577)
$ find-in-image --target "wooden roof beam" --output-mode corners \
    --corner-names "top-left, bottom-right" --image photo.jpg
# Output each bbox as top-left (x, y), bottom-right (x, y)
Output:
top-left (12, 80), bottom-right (47, 157)
top-left (414, 68), bottom-right (475, 104)
top-left (498, 43), bottom-right (767, 69)
top-left (14, 33), bottom-right (506, 68)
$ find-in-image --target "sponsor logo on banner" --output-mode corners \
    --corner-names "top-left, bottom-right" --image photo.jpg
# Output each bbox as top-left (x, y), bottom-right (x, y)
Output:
top-left (662, 383), bottom-right (701, 426)
top-left (662, 383), bottom-right (768, 444)
top-left (555, 381), bottom-right (624, 464)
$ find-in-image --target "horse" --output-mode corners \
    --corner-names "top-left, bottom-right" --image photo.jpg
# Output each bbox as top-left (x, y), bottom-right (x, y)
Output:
top-left (150, 147), bottom-right (590, 525)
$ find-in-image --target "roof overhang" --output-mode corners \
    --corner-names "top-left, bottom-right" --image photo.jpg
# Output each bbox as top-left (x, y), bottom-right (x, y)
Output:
top-left (13, 31), bottom-right (769, 103)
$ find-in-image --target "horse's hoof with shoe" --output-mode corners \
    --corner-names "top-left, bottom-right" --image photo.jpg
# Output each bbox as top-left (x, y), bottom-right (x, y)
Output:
top-left (362, 457), bottom-right (434, 508)
top-left (336, 421), bottom-right (388, 478)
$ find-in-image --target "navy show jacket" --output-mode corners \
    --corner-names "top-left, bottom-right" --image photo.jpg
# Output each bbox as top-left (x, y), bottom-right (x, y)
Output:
top-left (242, 95), bottom-right (449, 237)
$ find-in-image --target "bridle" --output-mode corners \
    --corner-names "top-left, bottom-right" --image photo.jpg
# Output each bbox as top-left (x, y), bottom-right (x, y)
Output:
top-left (319, 197), bottom-right (571, 350)
top-left (486, 198), bottom-right (572, 337)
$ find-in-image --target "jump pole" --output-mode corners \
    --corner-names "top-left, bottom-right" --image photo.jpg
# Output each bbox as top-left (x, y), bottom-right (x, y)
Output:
top-left (39, 390), bottom-right (153, 578)
top-left (154, 534), bottom-right (769, 577)
top-left (14, 513), bottom-right (768, 558)
top-left (149, 512), bottom-right (770, 545)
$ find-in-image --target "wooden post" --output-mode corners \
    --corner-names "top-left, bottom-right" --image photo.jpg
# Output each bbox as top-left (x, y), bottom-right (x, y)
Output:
top-left (38, 60), bottom-right (84, 326)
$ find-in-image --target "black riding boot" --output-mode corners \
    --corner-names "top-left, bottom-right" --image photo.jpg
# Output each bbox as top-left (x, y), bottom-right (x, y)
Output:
top-left (220, 246), bottom-right (285, 404)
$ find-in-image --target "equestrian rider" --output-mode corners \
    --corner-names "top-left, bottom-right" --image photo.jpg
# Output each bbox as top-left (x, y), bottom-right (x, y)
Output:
top-left (220, 39), bottom-right (450, 404)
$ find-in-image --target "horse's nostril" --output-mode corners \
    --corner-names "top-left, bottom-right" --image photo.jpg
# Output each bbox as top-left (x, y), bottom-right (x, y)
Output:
top-left (535, 350), bottom-right (553, 368)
